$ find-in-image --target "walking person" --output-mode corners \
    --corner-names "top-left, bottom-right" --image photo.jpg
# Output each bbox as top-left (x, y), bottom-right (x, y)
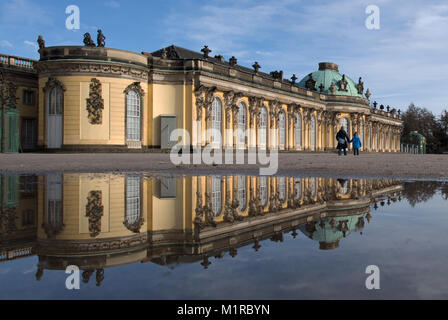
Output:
top-left (350, 132), bottom-right (362, 156)
top-left (336, 126), bottom-right (350, 156)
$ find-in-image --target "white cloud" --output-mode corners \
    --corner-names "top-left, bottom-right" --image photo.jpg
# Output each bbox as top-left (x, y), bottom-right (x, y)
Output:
top-left (0, 0), bottom-right (53, 26)
top-left (106, 1), bottom-right (120, 9)
top-left (24, 40), bottom-right (38, 51)
top-left (0, 40), bottom-right (13, 48)
top-left (162, 0), bottom-right (448, 113)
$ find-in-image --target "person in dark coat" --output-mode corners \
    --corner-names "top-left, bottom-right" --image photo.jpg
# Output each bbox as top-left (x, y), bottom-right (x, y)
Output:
top-left (336, 126), bottom-right (350, 156)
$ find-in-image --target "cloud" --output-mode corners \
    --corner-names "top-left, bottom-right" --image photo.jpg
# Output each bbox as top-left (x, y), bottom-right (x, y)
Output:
top-left (106, 1), bottom-right (120, 9)
top-left (0, 40), bottom-right (13, 48)
top-left (24, 40), bottom-right (38, 51)
top-left (161, 0), bottom-right (448, 113)
top-left (0, 0), bottom-right (53, 26)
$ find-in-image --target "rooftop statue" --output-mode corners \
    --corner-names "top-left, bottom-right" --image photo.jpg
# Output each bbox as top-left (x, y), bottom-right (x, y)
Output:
top-left (357, 77), bottom-right (364, 95)
top-left (97, 29), bottom-right (106, 47)
top-left (37, 35), bottom-right (45, 50)
top-left (83, 33), bottom-right (96, 47)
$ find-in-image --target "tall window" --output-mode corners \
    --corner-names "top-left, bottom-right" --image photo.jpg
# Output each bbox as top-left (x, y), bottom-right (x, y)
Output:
top-left (212, 176), bottom-right (222, 217)
top-left (360, 121), bottom-right (364, 149)
top-left (126, 91), bottom-right (141, 141)
top-left (310, 115), bottom-right (316, 150)
top-left (382, 132), bottom-right (385, 151)
top-left (211, 98), bottom-right (222, 146)
top-left (259, 107), bottom-right (268, 148)
top-left (126, 176), bottom-right (141, 226)
top-left (23, 90), bottom-right (36, 105)
top-left (376, 132), bottom-right (379, 151)
top-left (238, 176), bottom-right (247, 211)
top-left (260, 177), bottom-right (268, 207)
top-left (279, 177), bottom-right (286, 202)
top-left (238, 102), bottom-right (247, 147)
top-left (310, 178), bottom-right (316, 198)
top-left (340, 117), bottom-right (350, 136)
top-left (279, 112), bottom-right (286, 147)
top-left (368, 126), bottom-right (371, 150)
top-left (48, 87), bottom-right (63, 116)
top-left (296, 113), bottom-right (302, 148)
top-left (388, 130), bottom-right (391, 150)
top-left (45, 174), bottom-right (63, 237)
top-left (295, 179), bottom-right (302, 200)
top-left (339, 180), bottom-right (349, 195)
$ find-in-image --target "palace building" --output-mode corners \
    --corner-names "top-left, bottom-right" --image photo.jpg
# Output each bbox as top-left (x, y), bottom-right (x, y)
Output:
top-left (0, 34), bottom-right (403, 153)
top-left (0, 173), bottom-right (403, 281)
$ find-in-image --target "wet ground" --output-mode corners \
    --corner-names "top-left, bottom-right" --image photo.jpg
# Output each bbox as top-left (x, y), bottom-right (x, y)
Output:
top-left (0, 172), bottom-right (447, 299)
top-left (0, 153), bottom-right (447, 180)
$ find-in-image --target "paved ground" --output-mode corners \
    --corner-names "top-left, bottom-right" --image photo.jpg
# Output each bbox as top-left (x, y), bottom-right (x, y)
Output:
top-left (0, 152), bottom-right (447, 180)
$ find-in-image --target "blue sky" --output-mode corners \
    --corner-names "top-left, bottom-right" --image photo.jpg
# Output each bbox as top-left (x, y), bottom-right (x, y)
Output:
top-left (0, 0), bottom-right (447, 114)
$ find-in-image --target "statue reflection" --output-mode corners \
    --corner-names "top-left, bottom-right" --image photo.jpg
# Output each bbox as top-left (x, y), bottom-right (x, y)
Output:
top-left (0, 174), bottom-right (404, 282)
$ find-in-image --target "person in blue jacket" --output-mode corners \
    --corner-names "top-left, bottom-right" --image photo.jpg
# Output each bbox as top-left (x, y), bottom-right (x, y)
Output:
top-left (350, 133), bottom-right (362, 156)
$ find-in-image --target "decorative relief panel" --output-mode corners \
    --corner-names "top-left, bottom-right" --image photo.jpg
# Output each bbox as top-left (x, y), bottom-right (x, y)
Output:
top-left (86, 78), bottom-right (104, 125)
top-left (86, 191), bottom-right (104, 238)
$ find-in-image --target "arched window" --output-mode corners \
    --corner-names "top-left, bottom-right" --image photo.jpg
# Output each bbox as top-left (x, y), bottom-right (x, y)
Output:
top-left (382, 132), bottom-right (385, 151)
top-left (44, 174), bottom-right (64, 237)
top-left (125, 176), bottom-right (141, 225)
top-left (278, 177), bottom-right (286, 202)
top-left (296, 113), bottom-right (302, 148)
top-left (212, 176), bottom-right (222, 217)
top-left (388, 130), bottom-right (391, 150)
top-left (260, 177), bottom-right (268, 207)
top-left (125, 175), bottom-right (144, 233)
top-left (339, 179), bottom-right (349, 195)
top-left (279, 112), bottom-right (286, 147)
top-left (368, 126), bottom-right (371, 150)
top-left (259, 107), bottom-right (268, 148)
top-left (360, 121), bottom-right (364, 150)
top-left (47, 85), bottom-right (64, 149)
top-left (238, 176), bottom-right (247, 211)
top-left (211, 98), bottom-right (222, 147)
top-left (238, 102), bottom-right (247, 147)
top-left (340, 117), bottom-right (349, 134)
top-left (310, 115), bottom-right (316, 150)
top-left (376, 132), bottom-right (379, 151)
top-left (295, 179), bottom-right (302, 200)
top-left (49, 87), bottom-right (63, 116)
top-left (126, 91), bottom-right (141, 141)
top-left (310, 178), bottom-right (316, 198)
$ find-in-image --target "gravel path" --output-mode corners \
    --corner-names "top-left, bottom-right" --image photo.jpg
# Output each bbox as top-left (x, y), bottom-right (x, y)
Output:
top-left (0, 152), bottom-right (447, 180)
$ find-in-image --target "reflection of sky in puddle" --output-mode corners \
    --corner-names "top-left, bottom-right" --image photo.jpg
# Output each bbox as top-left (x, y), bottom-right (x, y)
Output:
top-left (0, 174), bottom-right (447, 299)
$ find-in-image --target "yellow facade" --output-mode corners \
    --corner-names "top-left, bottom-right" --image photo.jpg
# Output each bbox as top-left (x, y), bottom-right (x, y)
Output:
top-left (1, 173), bottom-right (403, 277)
top-left (2, 44), bottom-right (403, 152)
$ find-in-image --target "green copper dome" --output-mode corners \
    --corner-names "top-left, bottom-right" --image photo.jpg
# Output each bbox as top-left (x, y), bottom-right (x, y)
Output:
top-left (299, 213), bottom-right (367, 250)
top-left (298, 62), bottom-right (364, 98)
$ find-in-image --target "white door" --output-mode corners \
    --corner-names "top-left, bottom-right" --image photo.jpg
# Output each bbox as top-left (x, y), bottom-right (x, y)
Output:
top-left (47, 88), bottom-right (63, 149)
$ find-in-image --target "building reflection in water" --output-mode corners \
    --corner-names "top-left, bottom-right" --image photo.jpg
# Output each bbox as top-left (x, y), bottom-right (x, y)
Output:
top-left (0, 174), bottom-right (404, 283)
